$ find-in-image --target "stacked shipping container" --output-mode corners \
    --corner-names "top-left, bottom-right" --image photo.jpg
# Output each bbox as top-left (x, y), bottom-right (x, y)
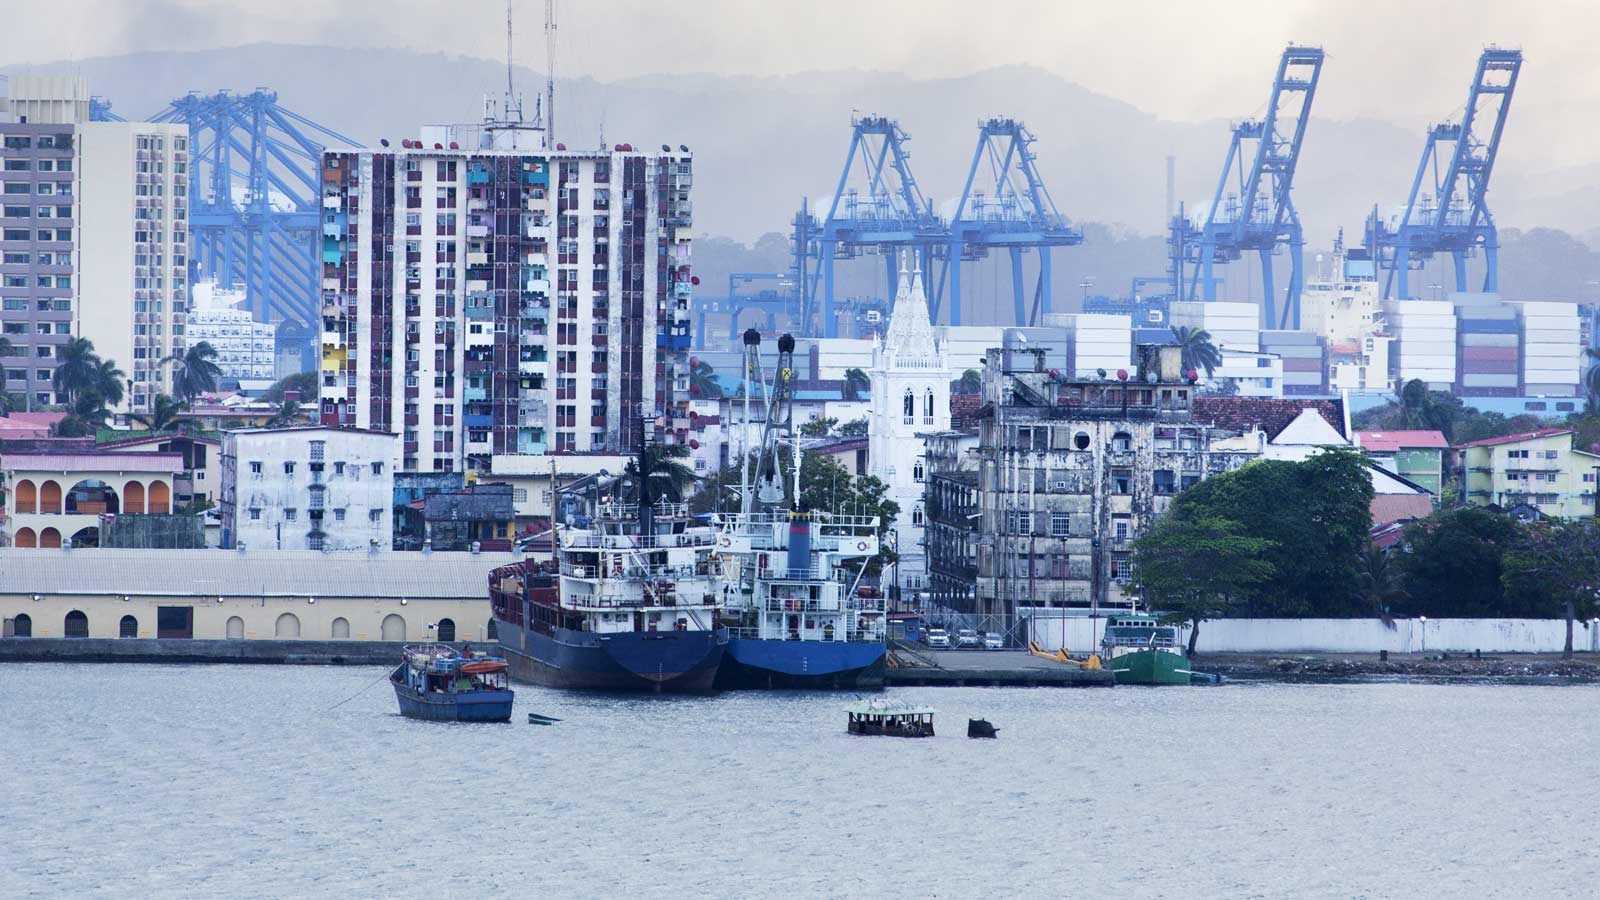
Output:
top-left (1515, 301), bottom-right (1582, 396)
top-left (1454, 295), bottom-right (1521, 397)
top-left (1384, 300), bottom-right (1456, 390)
top-left (1260, 330), bottom-right (1327, 396)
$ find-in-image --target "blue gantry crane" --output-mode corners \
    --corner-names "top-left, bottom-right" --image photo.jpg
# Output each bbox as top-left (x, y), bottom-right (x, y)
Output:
top-left (149, 89), bottom-right (362, 327)
top-left (799, 115), bottom-right (947, 338)
top-left (1169, 45), bottom-right (1324, 329)
top-left (1365, 47), bottom-right (1522, 300)
top-left (936, 117), bottom-right (1083, 327)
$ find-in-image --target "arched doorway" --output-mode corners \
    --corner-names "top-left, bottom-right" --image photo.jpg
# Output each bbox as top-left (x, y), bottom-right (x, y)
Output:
top-left (13, 613), bottom-right (31, 637)
top-left (331, 617), bottom-right (350, 639)
top-left (487, 618), bottom-right (498, 640)
top-left (68, 527), bottom-right (100, 549)
top-left (64, 610), bottom-right (88, 638)
top-left (14, 527), bottom-right (36, 548)
top-left (226, 616), bottom-right (245, 639)
top-left (274, 613), bottom-right (301, 638)
top-left (119, 615), bottom-right (138, 638)
top-left (381, 614), bottom-right (406, 641)
top-left (148, 480), bottom-right (171, 514)
top-left (436, 618), bottom-right (456, 642)
top-left (39, 527), bottom-right (62, 549)
top-left (123, 481), bottom-right (146, 514)
top-left (39, 480), bottom-right (62, 514)
top-left (65, 479), bottom-right (119, 515)
top-left (14, 479), bottom-right (36, 513)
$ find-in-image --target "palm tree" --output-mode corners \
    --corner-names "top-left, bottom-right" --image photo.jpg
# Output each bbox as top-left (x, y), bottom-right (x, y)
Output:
top-left (688, 359), bottom-right (722, 399)
top-left (624, 441), bottom-right (698, 504)
top-left (843, 367), bottom-right (872, 401)
top-left (1170, 326), bottom-right (1222, 378)
top-left (93, 358), bottom-right (125, 409)
top-left (267, 398), bottom-right (303, 428)
top-left (1357, 543), bottom-right (1408, 618)
top-left (51, 337), bottom-right (100, 404)
top-left (166, 341), bottom-right (222, 404)
top-left (0, 336), bottom-right (11, 414)
top-left (130, 394), bottom-right (187, 432)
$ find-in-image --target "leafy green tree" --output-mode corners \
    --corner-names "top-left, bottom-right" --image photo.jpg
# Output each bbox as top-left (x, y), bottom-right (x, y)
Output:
top-left (267, 398), bottom-right (305, 429)
top-left (1500, 519), bottom-right (1600, 658)
top-left (0, 335), bottom-right (11, 413)
top-left (1131, 514), bottom-right (1275, 654)
top-left (1169, 325), bottom-right (1222, 378)
top-left (950, 368), bottom-right (983, 395)
top-left (1169, 449), bottom-right (1374, 616)
top-left (799, 416), bottom-right (836, 437)
top-left (165, 341), bottom-right (222, 404)
top-left (837, 417), bottom-right (868, 436)
top-left (843, 367), bottom-right (871, 401)
top-left (265, 370), bottom-right (319, 403)
top-left (1398, 508), bottom-right (1519, 617)
top-left (129, 394), bottom-right (187, 432)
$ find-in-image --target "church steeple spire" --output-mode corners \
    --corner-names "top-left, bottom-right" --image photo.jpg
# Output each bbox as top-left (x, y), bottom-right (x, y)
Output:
top-left (882, 256), bottom-right (940, 369)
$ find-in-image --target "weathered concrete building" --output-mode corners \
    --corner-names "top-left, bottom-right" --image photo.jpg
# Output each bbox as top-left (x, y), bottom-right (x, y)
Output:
top-left (219, 426), bottom-right (398, 551)
top-left (956, 341), bottom-right (1260, 629)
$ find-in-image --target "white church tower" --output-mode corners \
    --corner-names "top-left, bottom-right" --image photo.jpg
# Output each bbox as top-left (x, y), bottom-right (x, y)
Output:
top-left (868, 262), bottom-right (949, 599)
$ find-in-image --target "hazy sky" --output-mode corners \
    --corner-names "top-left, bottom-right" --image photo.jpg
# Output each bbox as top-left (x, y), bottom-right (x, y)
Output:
top-left (7, 1), bottom-right (1598, 141)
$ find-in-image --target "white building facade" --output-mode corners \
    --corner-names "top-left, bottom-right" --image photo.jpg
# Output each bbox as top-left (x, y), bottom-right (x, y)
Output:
top-left (187, 280), bottom-right (276, 381)
top-left (219, 425), bottom-right (399, 551)
top-left (868, 266), bottom-right (948, 595)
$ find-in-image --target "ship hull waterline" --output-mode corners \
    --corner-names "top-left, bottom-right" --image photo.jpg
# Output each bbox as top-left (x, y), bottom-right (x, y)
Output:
top-left (495, 619), bottom-right (726, 694)
top-left (716, 638), bottom-right (887, 690)
top-left (1109, 648), bottom-right (1193, 685)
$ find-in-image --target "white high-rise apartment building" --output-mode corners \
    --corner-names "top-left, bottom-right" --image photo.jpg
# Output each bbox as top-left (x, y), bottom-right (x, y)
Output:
top-left (320, 128), bottom-right (695, 473)
top-left (0, 75), bottom-right (188, 413)
top-left (188, 281), bottom-right (276, 381)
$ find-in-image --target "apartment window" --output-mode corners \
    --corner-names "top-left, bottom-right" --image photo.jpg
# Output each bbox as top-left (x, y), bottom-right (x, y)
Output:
top-left (334, 509), bottom-right (346, 522)
top-left (1112, 469), bottom-right (1132, 494)
top-left (369, 509), bottom-right (382, 523)
top-left (249, 508), bottom-right (261, 520)
top-left (334, 461), bottom-right (345, 475)
top-left (1114, 517), bottom-right (1130, 543)
top-left (1050, 512), bottom-right (1071, 538)
top-left (1153, 470), bottom-right (1176, 494)
top-left (249, 461), bottom-right (263, 475)
top-left (285, 509), bottom-right (298, 521)
top-left (371, 462), bottom-right (384, 475)
top-left (284, 461), bottom-right (296, 474)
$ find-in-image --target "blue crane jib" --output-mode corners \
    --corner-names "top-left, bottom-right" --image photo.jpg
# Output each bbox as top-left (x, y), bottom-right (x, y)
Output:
top-left (936, 117), bottom-right (1084, 328)
top-left (1365, 47), bottom-right (1522, 300)
top-left (1169, 45), bottom-right (1323, 330)
top-left (151, 90), bottom-right (363, 329)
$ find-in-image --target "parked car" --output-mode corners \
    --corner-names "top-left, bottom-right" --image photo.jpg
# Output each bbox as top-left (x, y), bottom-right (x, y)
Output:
top-left (982, 632), bottom-right (1004, 650)
top-left (925, 627), bottom-right (950, 649)
top-left (955, 628), bottom-right (981, 649)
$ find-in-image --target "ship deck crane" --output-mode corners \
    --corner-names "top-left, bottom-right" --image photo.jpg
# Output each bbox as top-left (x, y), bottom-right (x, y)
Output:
top-left (1365, 47), bottom-right (1522, 300)
top-left (1169, 45), bottom-right (1324, 329)
top-left (936, 117), bottom-right (1083, 327)
top-left (800, 115), bottom-right (948, 338)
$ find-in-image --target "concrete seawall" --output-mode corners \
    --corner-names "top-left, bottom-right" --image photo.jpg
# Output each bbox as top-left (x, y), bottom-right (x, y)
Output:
top-left (0, 638), bottom-right (403, 666)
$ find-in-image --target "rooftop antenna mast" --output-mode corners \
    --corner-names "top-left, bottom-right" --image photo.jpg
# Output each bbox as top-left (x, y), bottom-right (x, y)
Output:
top-left (545, 0), bottom-right (558, 148)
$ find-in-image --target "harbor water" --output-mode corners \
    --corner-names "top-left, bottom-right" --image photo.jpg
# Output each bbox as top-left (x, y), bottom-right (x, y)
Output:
top-left (2, 663), bottom-right (1596, 899)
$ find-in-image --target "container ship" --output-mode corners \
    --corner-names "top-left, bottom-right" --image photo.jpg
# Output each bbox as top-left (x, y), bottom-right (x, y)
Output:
top-left (714, 509), bottom-right (887, 689)
top-left (489, 463), bottom-right (727, 693)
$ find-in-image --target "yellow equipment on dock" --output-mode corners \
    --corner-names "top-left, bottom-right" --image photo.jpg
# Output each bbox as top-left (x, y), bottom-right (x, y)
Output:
top-left (1028, 641), bottom-right (1103, 670)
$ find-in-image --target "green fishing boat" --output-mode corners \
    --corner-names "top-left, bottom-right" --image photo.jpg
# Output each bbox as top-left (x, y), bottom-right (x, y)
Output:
top-left (1100, 615), bottom-right (1193, 685)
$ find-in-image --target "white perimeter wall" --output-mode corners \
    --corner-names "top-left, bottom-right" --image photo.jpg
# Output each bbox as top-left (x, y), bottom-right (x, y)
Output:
top-left (1022, 612), bottom-right (1600, 654)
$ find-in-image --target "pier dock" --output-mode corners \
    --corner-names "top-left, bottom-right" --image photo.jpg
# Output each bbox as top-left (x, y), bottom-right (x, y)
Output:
top-left (885, 648), bottom-right (1114, 687)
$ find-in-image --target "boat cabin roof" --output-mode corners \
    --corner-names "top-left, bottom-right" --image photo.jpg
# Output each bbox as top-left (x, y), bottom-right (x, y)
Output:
top-left (846, 702), bottom-right (936, 717)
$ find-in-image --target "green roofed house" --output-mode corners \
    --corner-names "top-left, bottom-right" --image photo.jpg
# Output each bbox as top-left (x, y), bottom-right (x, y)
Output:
top-left (1355, 430), bottom-right (1449, 495)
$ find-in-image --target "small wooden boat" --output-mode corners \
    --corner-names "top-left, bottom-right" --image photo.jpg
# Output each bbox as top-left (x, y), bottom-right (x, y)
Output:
top-left (390, 644), bottom-right (514, 723)
top-left (846, 701), bottom-right (935, 738)
top-left (967, 718), bottom-right (998, 738)
top-left (527, 712), bottom-right (562, 726)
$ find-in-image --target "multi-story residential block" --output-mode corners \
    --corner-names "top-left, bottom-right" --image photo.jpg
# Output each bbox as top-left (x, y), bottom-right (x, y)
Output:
top-left (1355, 429), bottom-right (1448, 495)
top-left (1458, 428), bottom-right (1600, 519)
top-left (318, 132), bottom-right (694, 473)
top-left (219, 425), bottom-right (398, 551)
top-left (1, 75), bottom-right (188, 413)
top-left (187, 281), bottom-right (276, 382)
top-left (951, 342), bottom-right (1259, 629)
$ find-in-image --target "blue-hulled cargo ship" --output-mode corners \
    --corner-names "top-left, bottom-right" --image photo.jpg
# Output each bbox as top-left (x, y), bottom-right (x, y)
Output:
top-left (489, 462), bottom-right (727, 693)
top-left (715, 510), bottom-right (887, 689)
top-left (390, 644), bottom-right (515, 722)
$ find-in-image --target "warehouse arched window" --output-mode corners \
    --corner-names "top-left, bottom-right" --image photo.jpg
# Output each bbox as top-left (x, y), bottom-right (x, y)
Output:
top-left (275, 613), bottom-right (301, 638)
top-left (119, 615), bottom-right (138, 638)
top-left (64, 610), bottom-right (89, 638)
top-left (436, 618), bottom-right (457, 642)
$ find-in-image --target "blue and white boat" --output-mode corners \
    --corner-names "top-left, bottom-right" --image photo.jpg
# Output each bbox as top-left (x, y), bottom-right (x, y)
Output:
top-left (389, 644), bottom-right (515, 722)
top-left (715, 509), bottom-right (887, 689)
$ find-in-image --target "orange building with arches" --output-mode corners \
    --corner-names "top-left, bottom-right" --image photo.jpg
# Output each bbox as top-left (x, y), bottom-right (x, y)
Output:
top-left (3, 450), bottom-right (185, 549)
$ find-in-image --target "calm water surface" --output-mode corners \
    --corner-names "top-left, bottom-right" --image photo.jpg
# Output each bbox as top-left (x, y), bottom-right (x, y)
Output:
top-left (1, 664), bottom-right (1594, 899)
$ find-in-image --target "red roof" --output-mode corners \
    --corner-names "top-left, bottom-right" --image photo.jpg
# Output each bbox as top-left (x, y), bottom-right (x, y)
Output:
top-left (1455, 428), bottom-right (1570, 449)
top-left (1191, 397), bottom-right (1347, 440)
top-left (1356, 430), bottom-right (1449, 452)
